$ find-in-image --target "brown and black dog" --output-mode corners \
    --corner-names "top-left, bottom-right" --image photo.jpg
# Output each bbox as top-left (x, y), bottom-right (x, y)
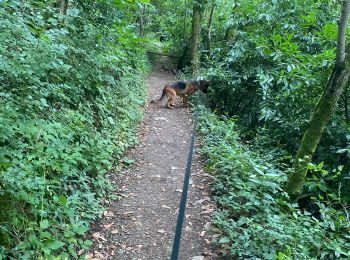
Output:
top-left (151, 80), bottom-right (209, 108)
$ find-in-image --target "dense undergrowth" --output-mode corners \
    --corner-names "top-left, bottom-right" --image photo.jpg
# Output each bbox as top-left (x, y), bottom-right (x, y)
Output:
top-left (3, 0), bottom-right (350, 258)
top-left (180, 0), bottom-right (350, 258)
top-left (0, 1), bottom-right (147, 258)
top-left (196, 105), bottom-right (350, 259)
top-left (149, 0), bottom-right (350, 256)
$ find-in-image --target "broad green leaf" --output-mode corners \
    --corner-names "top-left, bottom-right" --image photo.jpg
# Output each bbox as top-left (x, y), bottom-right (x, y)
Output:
top-left (45, 240), bottom-right (65, 250)
top-left (40, 220), bottom-right (49, 229)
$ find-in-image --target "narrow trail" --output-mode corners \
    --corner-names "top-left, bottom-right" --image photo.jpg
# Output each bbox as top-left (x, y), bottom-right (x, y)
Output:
top-left (88, 68), bottom-right (215, 260)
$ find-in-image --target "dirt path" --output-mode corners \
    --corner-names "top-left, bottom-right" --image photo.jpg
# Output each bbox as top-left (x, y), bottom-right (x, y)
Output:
top-left (88, 69), bottom-right (215, 260)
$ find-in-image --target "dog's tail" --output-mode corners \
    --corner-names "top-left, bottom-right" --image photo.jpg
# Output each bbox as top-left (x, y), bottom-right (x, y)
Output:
top-left (150, 88), bottom-right (166, 103)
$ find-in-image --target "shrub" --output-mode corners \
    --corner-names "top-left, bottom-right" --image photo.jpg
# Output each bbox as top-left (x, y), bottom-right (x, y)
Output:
top-left (0, 1), bottom-right (147, 258)
top-left (196, 104), bottom-right (350, 259)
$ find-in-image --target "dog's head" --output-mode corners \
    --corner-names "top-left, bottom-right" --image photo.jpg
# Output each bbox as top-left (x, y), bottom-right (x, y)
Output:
top-left (199, 80), bottom-right (210, 94)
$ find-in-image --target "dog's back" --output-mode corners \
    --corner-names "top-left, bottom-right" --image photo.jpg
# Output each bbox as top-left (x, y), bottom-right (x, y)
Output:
top-left (170, 80), bottom-right (187, 90)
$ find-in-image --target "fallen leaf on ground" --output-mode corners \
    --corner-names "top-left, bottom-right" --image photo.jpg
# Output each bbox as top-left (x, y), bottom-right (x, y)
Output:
top-left (92, 232), bottom-right (107, 241)
top-left (115, 193), bottom-right (128, 198)
top-left (201, 205), bottom-right (214, 214)
top-left (193, 199), bottom-right (205, 205)
top-left (111, 229), bottom-right (119, 234)
top-left (103, 222), bottom-right (114, 229)
top-left (192, 256), bottom-right (205, 260)
top-left (103, 211), bottom-right (114, 217)
top-left (154, 116), bottom-right (167, 121)
top-left (135, 245), bottom-right (143, 250)
top-left (93, 251), bottom-right (105, 259)
top-left (201, 209), bottom-right (214, 214)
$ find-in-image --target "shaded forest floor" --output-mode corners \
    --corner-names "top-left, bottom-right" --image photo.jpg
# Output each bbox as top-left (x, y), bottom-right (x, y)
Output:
top-left (87, 66), bottom-right (216, 259)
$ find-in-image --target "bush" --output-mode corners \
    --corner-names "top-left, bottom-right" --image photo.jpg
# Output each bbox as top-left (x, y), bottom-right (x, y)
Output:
top-left (0, 1), bottom-right (147, 258)
top-left (196, 104), bottom-right (350, 259)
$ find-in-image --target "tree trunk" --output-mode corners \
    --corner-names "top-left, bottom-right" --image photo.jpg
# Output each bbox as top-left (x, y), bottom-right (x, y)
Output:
top-left (284, 0), bottom-right (350, 201)
top-left (57, 0), bottom-right (68, 15)
top-left (191, 0), bottom-right (201, 75)
top-left (224, 5), bottom-right (238, 42)
top-left (139, 17), bottom-right (145, 36)
top-left (206, 3), bottom-right (215, 51)
top-left (139, 4), bottom-right (145, 36)
top-left (183, 0), bottom-right (188, 42)
top-left (177, 45), bottom-right (189, 70)
top-left (343, 83), bottom-right (350, 123)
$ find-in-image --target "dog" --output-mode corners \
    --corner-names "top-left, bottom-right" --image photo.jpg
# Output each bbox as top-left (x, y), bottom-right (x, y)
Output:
top-left (150, 80), bottom-right (209, 108)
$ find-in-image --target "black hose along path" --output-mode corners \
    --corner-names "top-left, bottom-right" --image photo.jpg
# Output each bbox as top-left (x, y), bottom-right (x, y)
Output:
top-left (88, 69), bottom-right (215, 260)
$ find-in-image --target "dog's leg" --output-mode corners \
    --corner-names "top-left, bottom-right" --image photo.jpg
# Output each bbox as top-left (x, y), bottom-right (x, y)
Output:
top-left (182, 95), bottom-right (189, 107)
top-left (167, 96), bottom-right (176, 108)
top-left (166, 88), bottom-right (176, 109)
top-left (167, 99), bottom-right (174, 109)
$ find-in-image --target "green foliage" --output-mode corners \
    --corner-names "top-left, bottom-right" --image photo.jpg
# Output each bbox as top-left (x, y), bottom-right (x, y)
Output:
top-left (202, 0), bottom-right (339, 151)
top-left (146, 0), bottom-right (350, 258)
top-left (0, 0), bottom-right (147, 258)
top-left (148, 0), bottom-right (194, 53)
top-left (197, 105), bottom-right (350, 259)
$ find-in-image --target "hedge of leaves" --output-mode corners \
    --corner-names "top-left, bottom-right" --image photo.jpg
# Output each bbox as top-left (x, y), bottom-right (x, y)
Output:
top-left (0, 1), bottom-right (147, 258)
top-left (147, 0), bottom-right (350, 258)
top-left (196, 104), bottom-right (350, 259)
top-left (202, 0), bottom-right (340, 156)
top-left (192, 1), bottom-right (350, 256)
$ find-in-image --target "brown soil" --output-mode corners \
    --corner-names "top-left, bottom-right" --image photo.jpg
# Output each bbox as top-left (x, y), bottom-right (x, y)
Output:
top-left (87, 68), bottom-right (216, 260)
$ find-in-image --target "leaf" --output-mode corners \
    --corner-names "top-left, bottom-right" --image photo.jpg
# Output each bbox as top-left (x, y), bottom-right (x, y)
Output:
top-left (45, 240), bottom-right (65, 250)
top-left (83, 239), bottom-right (93, 247)
top-left (40, 220), bottom-right (49, 229)
top-left (74, 224), bottom-right (88, 235)
top-left (336, 148), bottom-right (348, 154)
top-left (253, 166), bottom-right (264, 175)
top-left (218, 237), bottom-right (230, 244)
top-left (47, 255), bottom-right (62, 260)
top-left (58, 195), bottom-right (67, 206)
